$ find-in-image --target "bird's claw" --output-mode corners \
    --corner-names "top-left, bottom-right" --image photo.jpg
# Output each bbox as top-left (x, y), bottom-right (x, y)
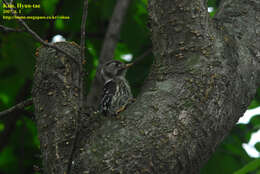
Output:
top-left (116, 105), bottom-right (126, 115)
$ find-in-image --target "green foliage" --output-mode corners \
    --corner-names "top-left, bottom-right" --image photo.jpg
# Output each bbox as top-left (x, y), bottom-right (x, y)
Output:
top-left (209, 10), bottom-right (216, 18)
top-left (0, 117), bottom-right (41, 174)
top-left (208, 0), bottom-right (217, 8)
top-left (41, 0), bottom-right (59, 15)
top-left (201, 114), bottom-right (260, 174)
top-left (0, 147), bottom-right (18, 174)
top-left (100, 0), bottom-right (116, 20)
top-left (249, 88), bottom-right (260, 109)
top-left (255, 142), bottom-right (260, 152)
top-left (250, 115), bottom-right (260, 131)
top-left (207, 0), bottom-right (218, 17)
top-left (248, 100), bottom-right (260, 109)
top-left (114, 42), bottom-right (131, 61)
top-left (0, 93), bottom-right (9, 106)
top-left (121, 0), bottom-right (150, 54)
top-left (234, 159), bottom-right (260, 174)
top-left (201, 126), bottom-right (252, 174)
top-left (55, 19), bottom-right (64, 30)
top-left (0, 0), bottom-right (3, 14)
top-left (0, 123), bottom-right (4, 132)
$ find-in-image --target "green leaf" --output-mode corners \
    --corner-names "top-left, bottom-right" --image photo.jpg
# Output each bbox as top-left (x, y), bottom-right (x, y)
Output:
top-left (209, 10), bottom-right (216, 18)
top-left (248, 100), bottom-right (260, 109)
top-left (201, 152), bottom-right (244, 174)
top-left (250, 115), bottom-right (260, 131)
top-left (255, 142), bottom-right (260, 152)
top-left (234, 159), bottom-right (260, 174)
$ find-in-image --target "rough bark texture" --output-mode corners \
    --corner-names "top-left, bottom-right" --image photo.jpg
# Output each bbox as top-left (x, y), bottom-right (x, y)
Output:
top-left (32, 42), bottom-right (81, 174)
top-left (32, 0), bottom-right (260, 174)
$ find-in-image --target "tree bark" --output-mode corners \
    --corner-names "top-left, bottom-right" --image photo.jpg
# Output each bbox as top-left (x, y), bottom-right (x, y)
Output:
top-left (32, 0), bottom-right (260, 174)
top-left (32, 42), bottom-right (81, 174)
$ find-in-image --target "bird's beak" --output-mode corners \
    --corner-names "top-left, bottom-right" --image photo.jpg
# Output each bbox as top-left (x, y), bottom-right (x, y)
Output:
top-left (125, 63), bottom-right (133, 69)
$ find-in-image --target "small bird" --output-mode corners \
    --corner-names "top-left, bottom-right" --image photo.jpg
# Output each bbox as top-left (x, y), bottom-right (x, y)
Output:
top-left (100, 60), bottom-right (133, 116)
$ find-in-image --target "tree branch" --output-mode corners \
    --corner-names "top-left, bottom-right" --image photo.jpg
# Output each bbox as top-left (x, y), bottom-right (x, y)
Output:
top-left (99, 0), bottom-right (132, 64)
top-left (0, 98), bottom-right (33, 118)
top-left (0, 79), bottom-right (33, 152)
top-left (0, 25), bottom-right (24, 32)
top-left (214, 0), bottom-right (260, 77)
top-left (32, 42), bottom-right (81, 174)
top-left (65, 1), bottom-right (89, 174)
top-left (0, 112), bottom-right (19, 152)
top-left (80, 0), bottom-right (88, 61)
top-left (79, 0), bottom-right (88, 107)
top-left (132, 48), bottom-right (153, 65)
top-left (86, 0), bottom-right (132, 108)
top-left (2, 0), bottom-right (77, 62)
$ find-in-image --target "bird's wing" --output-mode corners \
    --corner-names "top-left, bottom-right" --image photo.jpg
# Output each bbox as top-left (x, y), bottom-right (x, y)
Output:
top-left (100, 80), bottom-right (117, 115)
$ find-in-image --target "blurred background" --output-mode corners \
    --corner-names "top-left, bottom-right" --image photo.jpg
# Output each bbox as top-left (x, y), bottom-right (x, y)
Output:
top-left (0, 0), bottom-right (259, 173)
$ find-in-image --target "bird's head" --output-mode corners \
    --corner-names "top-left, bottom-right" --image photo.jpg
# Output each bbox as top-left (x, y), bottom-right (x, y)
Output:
top-left (101, 60), bottom-right (133, 81)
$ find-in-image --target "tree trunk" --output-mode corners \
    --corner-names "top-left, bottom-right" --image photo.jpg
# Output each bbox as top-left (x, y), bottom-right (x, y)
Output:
top-left (32, 0), bottom-right (260, 173)
top-left (33, 42), bottom-right (81, 174)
